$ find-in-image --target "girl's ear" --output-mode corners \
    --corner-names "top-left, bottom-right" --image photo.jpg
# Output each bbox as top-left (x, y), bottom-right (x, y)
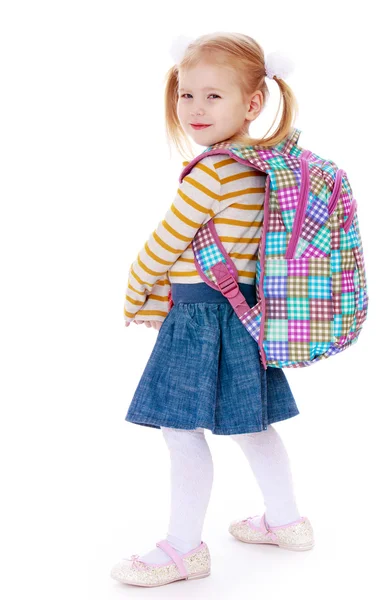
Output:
top-left (247, 90), bottom-right (263, 121)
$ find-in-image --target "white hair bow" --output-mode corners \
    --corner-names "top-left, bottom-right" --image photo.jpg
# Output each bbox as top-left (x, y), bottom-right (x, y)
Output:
top-left (169, 35), bottom-right (295, 80)
top-left (264, 49), bottom-right (295, 80)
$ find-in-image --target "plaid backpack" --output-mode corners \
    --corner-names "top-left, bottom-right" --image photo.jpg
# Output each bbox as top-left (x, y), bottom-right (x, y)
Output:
top-left (175, 127), bottom-right (369, 370)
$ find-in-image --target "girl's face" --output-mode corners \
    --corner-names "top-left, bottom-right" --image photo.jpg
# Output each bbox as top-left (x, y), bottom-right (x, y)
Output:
top-left (177, 61), bottom-right (262, 147)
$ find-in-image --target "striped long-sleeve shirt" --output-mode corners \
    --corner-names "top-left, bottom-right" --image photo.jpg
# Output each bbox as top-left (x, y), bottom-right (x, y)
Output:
top-left (124, 153), bottom-right (266, 323)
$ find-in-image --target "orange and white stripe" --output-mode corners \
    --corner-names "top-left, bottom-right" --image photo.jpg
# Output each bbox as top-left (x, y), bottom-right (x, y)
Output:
top-left (124, 154), bottom-right (266, 322)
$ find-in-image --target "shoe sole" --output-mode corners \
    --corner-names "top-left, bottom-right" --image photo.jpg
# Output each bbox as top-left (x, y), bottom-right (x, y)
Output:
top-left (230, 532), bottom-right (314, 551)
top-left (113, 570), bottom-right (211, 587)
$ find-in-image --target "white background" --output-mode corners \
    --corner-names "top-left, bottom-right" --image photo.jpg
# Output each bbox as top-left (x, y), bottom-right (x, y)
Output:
top-left (1, 1), bottom-right (381, 599)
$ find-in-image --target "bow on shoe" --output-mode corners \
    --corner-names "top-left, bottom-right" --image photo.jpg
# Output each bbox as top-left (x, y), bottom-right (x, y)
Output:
top-left (124, 554), bottom-right (149, 570)
top-left (244, 515), bottom-right (278, 542)
top-left (263, 527), bottom-right (278, 542)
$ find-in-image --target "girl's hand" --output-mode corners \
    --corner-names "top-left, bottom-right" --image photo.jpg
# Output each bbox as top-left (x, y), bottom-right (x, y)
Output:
top-left (125, 319), bottom-right (162, 331)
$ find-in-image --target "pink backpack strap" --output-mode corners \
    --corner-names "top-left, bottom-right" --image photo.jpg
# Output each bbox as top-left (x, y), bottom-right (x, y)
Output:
top-left (156, 540), bottom-right (187, 577)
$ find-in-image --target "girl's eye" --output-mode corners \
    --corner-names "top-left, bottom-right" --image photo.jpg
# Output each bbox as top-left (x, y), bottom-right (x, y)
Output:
top-left (179, 93), bottom-right (221, 99)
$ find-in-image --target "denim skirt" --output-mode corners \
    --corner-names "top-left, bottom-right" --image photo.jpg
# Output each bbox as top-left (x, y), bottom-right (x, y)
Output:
top-left (125, 282), bottom-right (300, 435)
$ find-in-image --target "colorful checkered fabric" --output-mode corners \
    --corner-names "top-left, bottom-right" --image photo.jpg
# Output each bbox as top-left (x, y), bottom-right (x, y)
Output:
top-left (180, 127), bottom-right (369, 369)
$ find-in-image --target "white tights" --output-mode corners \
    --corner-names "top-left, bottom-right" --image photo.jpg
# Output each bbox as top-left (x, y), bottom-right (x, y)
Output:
top-left (139, 425), bottom-right (301, 564)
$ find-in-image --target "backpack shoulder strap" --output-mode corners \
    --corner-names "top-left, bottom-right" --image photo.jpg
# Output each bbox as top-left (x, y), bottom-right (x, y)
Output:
top-left (274, 127), bottom-right (302, 155)
top-left (179, 127), bottom-right (303, 182)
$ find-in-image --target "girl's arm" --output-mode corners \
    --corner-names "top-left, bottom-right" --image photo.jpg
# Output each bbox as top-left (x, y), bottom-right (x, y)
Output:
top-left (123, 155), bottom-right (221, 324)
top-left (125, 273), bottom-right (171, 325)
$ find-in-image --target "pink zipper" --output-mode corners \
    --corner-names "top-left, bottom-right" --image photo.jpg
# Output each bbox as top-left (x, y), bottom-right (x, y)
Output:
top-left (285, 150), bottom-right (312, 259)
top-left (328, 168), bottom-right (345, 216)
top-left (258, 177), bottom-right (271, 370)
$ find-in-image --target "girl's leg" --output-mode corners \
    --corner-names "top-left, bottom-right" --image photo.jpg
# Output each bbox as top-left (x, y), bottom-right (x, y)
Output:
top-left (139, 426), bottom-right (214, 564)
top-left (231, 424), bottom-right (301, 527)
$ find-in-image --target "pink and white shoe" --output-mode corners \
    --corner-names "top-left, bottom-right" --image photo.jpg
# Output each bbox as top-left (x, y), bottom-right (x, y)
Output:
top-left (229, 513), bottom-right (315, 551)
top-left (110, 539), bottom-right (211, 587)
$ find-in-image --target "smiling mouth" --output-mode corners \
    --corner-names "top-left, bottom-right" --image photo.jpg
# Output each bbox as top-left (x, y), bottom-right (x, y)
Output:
top-left (190, 124), bottom-right (212, 130)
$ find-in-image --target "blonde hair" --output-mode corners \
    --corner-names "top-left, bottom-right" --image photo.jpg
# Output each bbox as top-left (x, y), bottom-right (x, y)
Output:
top-left (164, 32), bottom-right (299, 161)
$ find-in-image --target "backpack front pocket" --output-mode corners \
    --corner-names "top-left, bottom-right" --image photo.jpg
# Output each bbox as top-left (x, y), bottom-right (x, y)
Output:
top-left (263, 256), bottom-right (334, 363)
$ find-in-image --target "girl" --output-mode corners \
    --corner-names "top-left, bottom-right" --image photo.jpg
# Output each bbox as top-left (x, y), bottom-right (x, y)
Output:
top-left (111, 32), bottom-right (314, 588)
